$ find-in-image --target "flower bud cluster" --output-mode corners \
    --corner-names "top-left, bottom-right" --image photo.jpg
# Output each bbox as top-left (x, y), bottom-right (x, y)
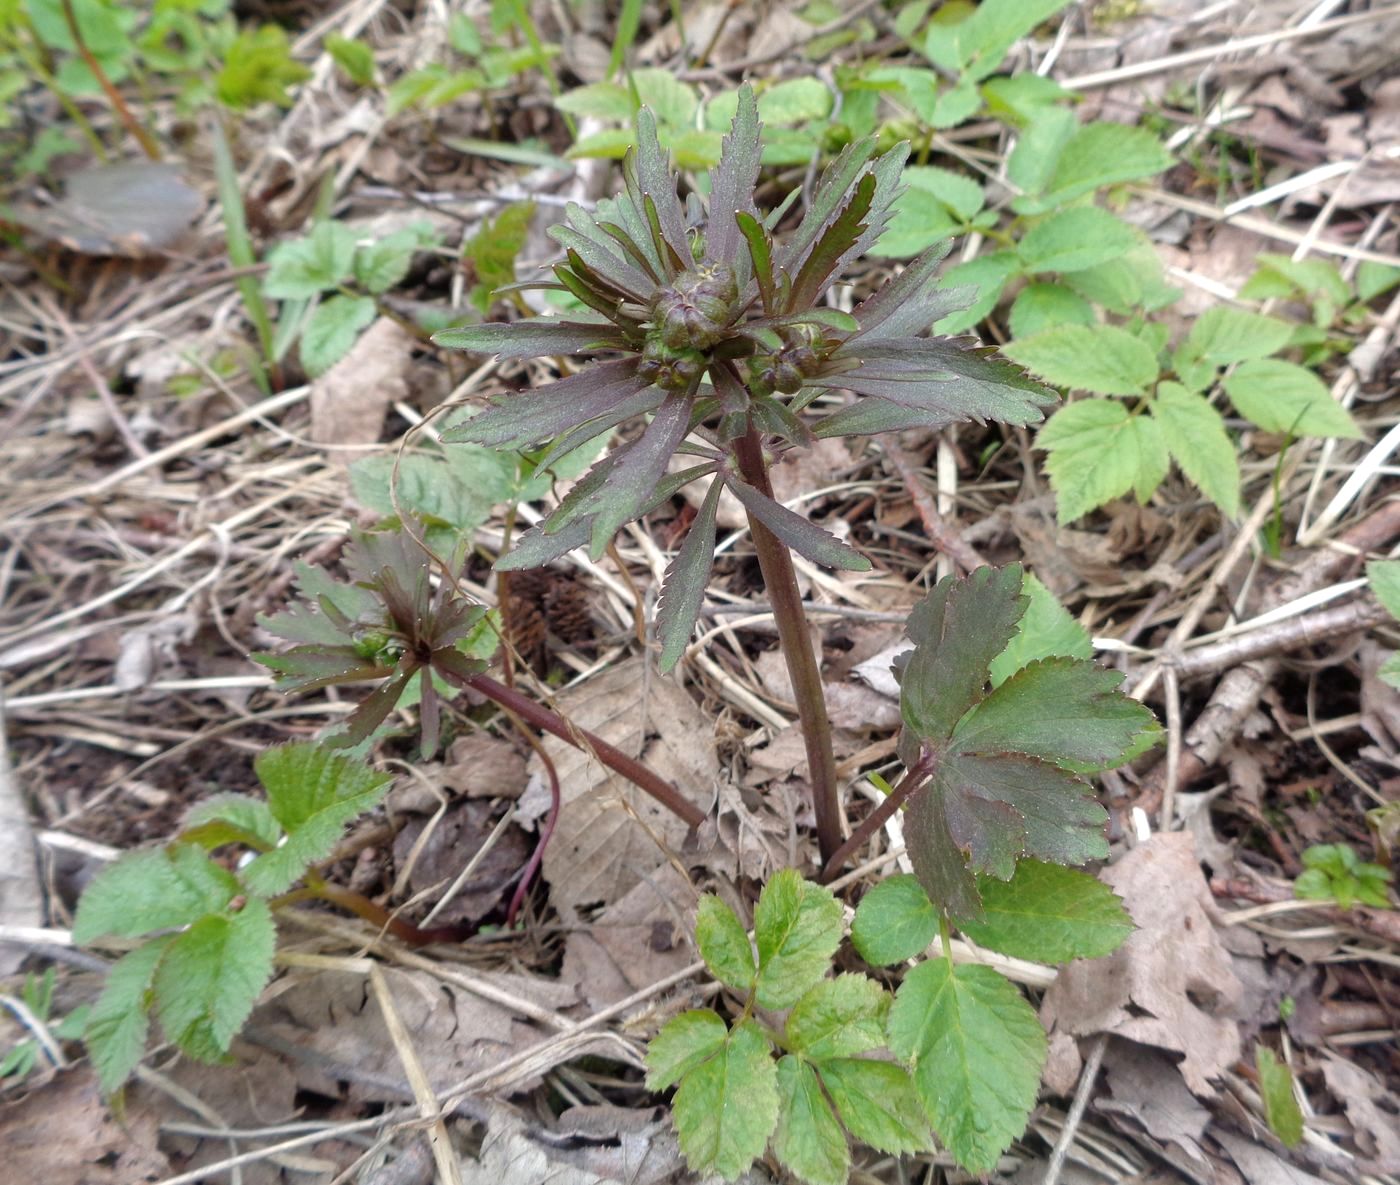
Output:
top-left (650, 263), bottom-right (739, 351)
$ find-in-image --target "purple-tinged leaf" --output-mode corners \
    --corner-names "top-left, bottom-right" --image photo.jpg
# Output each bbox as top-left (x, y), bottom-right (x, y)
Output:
top-left (726, 479), bottom-right (871, 571)
top-left (325, 664), bottom-right (416, 748)
top-left (617, 157), bottom-right (670, 280)
top-left (657, 478), bottom-right (722, 672)
top-left (433, 317), bottom-right (625, 358)
top-left (440, 359), bottom-right (653, 449)
top-left (254, 647), bottom-right (389, 693)
top-left (532, 384), bottom-right (668, 472)
top-left (901, 565), bottom-right (1026, 743)
top-left (849, 144), bottom-right (910, 260)
top-left (903, 783), bottom-right (998, 923)
top-left (736, 211), bottom-right (778, 315)
top-left (812, 396), bottom-right (972, 438)
top-left (848, 242), bottom-right (961, 342)
top-left (643, 192), bottom-right (686, 273)
top-left (633, 107), bottom-right (692, 267)
top-left (706, 85), bottom-right (762, 280)
top-left (553, 260), bottom-right (626, 319)
top-left (552, 223), bottom-right (656, 300)
top-left (582, 392), bottom-right (694, 557)
top-left (598, 221), bottom-right (664, 283)
top-left (952, 657), bottom-right (1160, 772)
top-left (789, 172), bottom-right (876, 310)
top-left (779, 137), bottom-right (878, 273)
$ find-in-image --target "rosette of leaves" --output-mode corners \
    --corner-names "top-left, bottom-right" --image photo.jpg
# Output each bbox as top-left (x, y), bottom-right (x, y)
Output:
top-left (434, 84), bottom-right (1054, 670)
top-left (253, 526), bottom-right (490, 756)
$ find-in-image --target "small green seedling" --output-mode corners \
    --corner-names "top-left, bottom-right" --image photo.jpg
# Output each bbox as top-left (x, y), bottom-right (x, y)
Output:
top-left (1294, 843), bottom-right (1392, 910)
top-left (1, 968), bottom-right (89, 1080)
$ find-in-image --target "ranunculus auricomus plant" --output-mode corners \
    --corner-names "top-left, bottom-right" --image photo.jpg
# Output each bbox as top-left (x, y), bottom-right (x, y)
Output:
top-left (435, 84), bottom-right (1055, 865)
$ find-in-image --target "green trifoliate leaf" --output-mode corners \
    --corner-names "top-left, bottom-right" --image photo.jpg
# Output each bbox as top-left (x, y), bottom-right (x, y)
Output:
top-left (753, 870), bottom-right (844, 1009)
top-left (1037, 397), bottom-right (1170, 524)
top-left (1368, 560), bottom-right (1400, 621)
top-left (241, 743), bottom-right (392, 896)
top-left (673, 1020), bottom-right (779, 1181)
top-left (300, 294), bottom-right (376, 376)
top-left (694, 896), bottom-right (756, 993)
top-left (1177, 306), bottom-right (1293, 369)
top-left (988, 572), bottom-right (1092, 686)
top-left (773, 1056), bottom-right (849, 1185)
top-left (850, 875), bottom-right (939, 967)
top-left (84, 936), bottom-right (173, 1093)
top-left (924, 0), bottom-right (1072, 79)
top-left (786, 975), bottom-right (889, 1060)
top-left (900, 564), bottom-right (1027, 744)
top-left (1256, 1046), bottom-right (1304, 1148)
top-left (152, 896), bottom-right (276, 1063)
top-left (181, 793), bottom-right (281, 852)
top-left (757, 77), bottom-right (832, 125)
top-left (887, 961), bottom-right (1046, 1173)
top-left (1017, 207), bottom-right (1138, 275)
top-left (73, 844), bottom-right (240, 943)
top-left (952, 657), bottom-right (1160, 772)
top-left (355, 223), bottom-right (436, 295)
top-left (1223, 359), bottom-right (1362, 438)
top-left (1014, 121), bottom-right (1172, 214)
top-left (1149, 381), bottom-right (1241, 517)
top-left (264, 221), bottom-right (358, 299)
top-left (958, 860), bottom-right (1132, 963)
top-left (1008, 282), bottom-right (1096, 339)
top-left (817, 1057), bottom-right (929, 1155)
top-left (1002, 325), bottom-right (1159, 396)
top-left (646, 1009), bottom-right (729, 1090)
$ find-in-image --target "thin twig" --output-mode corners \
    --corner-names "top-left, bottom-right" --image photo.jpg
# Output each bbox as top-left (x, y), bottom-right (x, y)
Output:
top-left (1042, 1035), bottom-right (1108, 1185)
top-left (881, 437), bottom-right (988, 574)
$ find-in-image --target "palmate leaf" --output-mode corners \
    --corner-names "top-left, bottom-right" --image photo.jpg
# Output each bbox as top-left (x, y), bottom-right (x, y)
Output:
top-left (846, 242), bottom-right (962, 343)
top-left (73, 844), bottom-right (240, 943)
top-left (897, 567), bottom-right (1157, 921)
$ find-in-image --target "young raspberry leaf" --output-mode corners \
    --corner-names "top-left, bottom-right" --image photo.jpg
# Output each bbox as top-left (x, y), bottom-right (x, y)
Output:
top-left (240, 744), bottom-right (392, 896)
top-left (84, 936), bottom-right (173, 1093)
top-left (773, 1055), bottom-right (850, 1185)
top-left (958, 860), bottom-right (1132, 964)
top-left (673, 1020), bottom-right (779, 1180)
top-left (1256, 1046), bottom-right (1304, 1148)
top-left (181, 793), bottom-right (281, 853)
top-left (887, 961), bottom-right (1046, 1173)
top-left (694, 896), bottom-right (756, 993)
top-left (753, 870), bottom-right (844, 1009)
top-left (73, 844), bottom-right (240, 943)
top-left (646, 1009), bottom-right (729, 1090)
top-left (786, 974), bottom-right (889, 1060)
top-left (849, 875), bottom-right (939, 967)
top-left (817, 1057), bottom-right (929, 1155)
top-left (151, 896), bottom-right (276, 1063)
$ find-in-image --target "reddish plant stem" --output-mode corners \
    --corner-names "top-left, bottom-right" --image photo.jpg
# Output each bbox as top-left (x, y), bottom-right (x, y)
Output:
top-left (819, 751), bottom-right (937, 882)
top-left (460, 672), bottom-right (706, 829)
top-left (59, 0), bottom-right (162, 161)
top-left (279, 878), bottom-right (473, 947)
top-left (733, 424), bottom-right (843, 866)
top-left (505, 720), bottom-right (561, 926)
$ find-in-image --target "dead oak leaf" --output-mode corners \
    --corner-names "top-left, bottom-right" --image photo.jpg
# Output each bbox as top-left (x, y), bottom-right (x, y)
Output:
top-left (1041, 831), bottom-right (1243, 1097)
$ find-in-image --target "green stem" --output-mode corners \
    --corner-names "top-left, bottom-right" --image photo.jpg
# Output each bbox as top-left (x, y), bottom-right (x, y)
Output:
top-left (733, 425), bottom-right (843, 866)
top-left (59, 0), bottom-right (161, 161)
top-left (938, 910), bottom-right (954, 970)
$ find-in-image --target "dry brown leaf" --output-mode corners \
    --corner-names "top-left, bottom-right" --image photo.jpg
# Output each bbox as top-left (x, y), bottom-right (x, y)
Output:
top-left (254, 964), bottom-right (576, 1100)
top-left (311, 317), bottom-right (416, 453)
top-left (0, 1068), bottom-right (169, 1183)
top-left (561, 862), bottom-right (696, 1010)
top-left (462, 1106), bottom-right (683, 1185)
top-left (392, 799), bottom-right (530, 924)
top-left (1041, 832), bottom-right (1243, 1097)
top-left (529, 661), bottom-right (715, 919)
top-left (1213, 1129), bottom-right (1327, 1185)
top-left (1319, 1053), bottom-right (1400, 1172)
top-left (1097, 1040), bottom-right (1212, 1169)
top-left (441, 733), bottom-right (529, 799)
